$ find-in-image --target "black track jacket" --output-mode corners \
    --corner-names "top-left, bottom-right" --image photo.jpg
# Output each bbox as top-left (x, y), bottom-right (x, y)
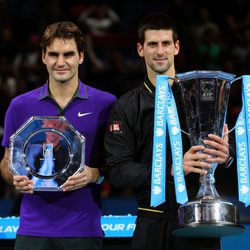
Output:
top-left (104, 76), bottom-right (202, 213)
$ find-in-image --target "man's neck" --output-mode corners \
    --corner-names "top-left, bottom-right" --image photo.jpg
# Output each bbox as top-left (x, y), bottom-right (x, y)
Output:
top-left (149, 68), bottom-right (176, 87)
top-left (49, 79), bottom-right (78, 109)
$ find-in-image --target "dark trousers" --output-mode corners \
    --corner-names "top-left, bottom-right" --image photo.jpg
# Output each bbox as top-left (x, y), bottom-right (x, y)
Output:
top-left (15, 235), bottom-right (102, 250)
top-left (131, 216), bottom-right (221, 250)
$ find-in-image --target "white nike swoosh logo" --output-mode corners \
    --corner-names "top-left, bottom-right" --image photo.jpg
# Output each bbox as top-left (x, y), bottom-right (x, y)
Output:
top-left (78, 112), bottom-right (92, 117)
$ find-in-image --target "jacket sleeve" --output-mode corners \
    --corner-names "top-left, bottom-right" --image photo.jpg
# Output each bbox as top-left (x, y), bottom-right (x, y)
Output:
top-left (104, 101), bottom-right (151, 188)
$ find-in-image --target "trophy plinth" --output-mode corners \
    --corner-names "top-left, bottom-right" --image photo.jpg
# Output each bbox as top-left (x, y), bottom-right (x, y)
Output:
top-left (172, 71), bottom-right (245, 237)
top-left (9, 116), bottom-right (85, 191)
top-left (175, 199), bottom-right (245, 237)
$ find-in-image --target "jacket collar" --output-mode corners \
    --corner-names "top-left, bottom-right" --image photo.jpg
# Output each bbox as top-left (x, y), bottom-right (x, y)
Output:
top-left (39, 80), bottom-right (88, 100)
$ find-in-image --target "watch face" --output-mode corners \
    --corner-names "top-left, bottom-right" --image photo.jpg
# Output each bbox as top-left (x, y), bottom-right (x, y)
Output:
top-left (9, 116), bottom-right (85, 191)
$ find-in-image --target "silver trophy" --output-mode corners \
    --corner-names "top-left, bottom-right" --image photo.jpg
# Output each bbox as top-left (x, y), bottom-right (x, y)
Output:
top-left (172, 71), bottom-right (245, 237)
top-left (9, 116), bottom-right (85, 191)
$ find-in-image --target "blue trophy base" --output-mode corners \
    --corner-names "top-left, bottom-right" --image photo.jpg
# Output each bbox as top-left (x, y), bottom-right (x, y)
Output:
top-left (172, 223), bottom-right (245, 238)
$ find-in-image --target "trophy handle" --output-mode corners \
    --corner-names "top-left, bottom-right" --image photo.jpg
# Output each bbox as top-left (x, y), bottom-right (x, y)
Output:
top-left (225, 126), bottom-right (235, 135)
top-left (180, 129), bottom-right (189, 136)
top-left (231, 76), bottom-right (243, 85)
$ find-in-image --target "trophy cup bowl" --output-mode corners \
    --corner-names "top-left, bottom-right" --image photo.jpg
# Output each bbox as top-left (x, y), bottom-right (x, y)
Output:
top-left (9, 116), bottom-right (85, 191)
top-left (172, 71), bottom-right (245, 237)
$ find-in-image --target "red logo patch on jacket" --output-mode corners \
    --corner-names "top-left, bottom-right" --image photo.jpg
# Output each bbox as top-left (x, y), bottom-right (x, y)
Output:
top-left (109, 121), bottom-right (122, 134)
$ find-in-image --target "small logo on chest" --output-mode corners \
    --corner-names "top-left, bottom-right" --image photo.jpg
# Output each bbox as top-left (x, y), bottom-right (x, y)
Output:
top-left (78, 112), bottom-right (92, 117)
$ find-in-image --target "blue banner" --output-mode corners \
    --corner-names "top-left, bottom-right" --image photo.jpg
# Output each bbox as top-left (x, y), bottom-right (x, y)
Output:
top-left (151, 75), bottom-right (187, 207)
top-left (0, 216), bottom-right (137, 239)
top-left (235, 75), bottom-right (250, 207)
top-left (151, 75), bottom-right (168, 206)
top-left (0, 217), bottom-right (19, 239)
top-left (165, 82), bottom-right (188, 204)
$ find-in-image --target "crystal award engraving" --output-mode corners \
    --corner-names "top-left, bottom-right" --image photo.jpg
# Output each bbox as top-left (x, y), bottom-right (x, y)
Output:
top-left (172, 71), bottom-right (245, 237)
top-left (9, 116), bottom-right (85, 191)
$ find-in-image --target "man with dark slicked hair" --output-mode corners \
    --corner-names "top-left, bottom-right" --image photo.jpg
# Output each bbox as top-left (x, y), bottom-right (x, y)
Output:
top-left (105, 12), bottom-right (231, 250)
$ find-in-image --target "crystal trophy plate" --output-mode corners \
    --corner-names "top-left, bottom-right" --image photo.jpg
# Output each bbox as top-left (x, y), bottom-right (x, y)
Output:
top-left (172, 71), bottom-right (245, 237)
top-left (9, 116), bottom-right (85, 191)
